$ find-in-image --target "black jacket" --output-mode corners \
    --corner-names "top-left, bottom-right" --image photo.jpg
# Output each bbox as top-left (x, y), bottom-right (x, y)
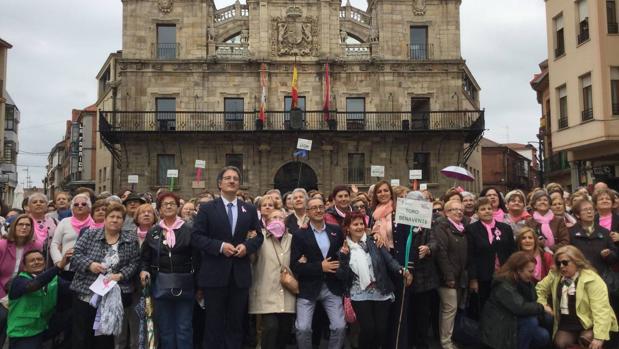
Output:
top-left (336, 237), bottom-right (402, 296)
top-left (290, 223), bottom-right (345, 301)
top-left (569, 223), bottom-right (618, 275)
top-left (595, 212), bottom-right (619, 233)
top-left (433, 219), bottom-right (468, 288)
top-left (466, 220), bottom-right (516, 282)
top-left (480, 278), bottom-right (545, 349)
top-left (141, 223), bottom-right (196, 274)
top-left (408, 226), bottom-right (439, 293)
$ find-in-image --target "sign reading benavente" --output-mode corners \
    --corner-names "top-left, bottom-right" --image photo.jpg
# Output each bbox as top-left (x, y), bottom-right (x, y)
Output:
top-left (395, 197), bottom-right (433, 229)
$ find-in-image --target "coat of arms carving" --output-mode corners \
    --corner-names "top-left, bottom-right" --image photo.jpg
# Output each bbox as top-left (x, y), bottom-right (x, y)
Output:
top-left (158, 0), bottom-right (173, 14)
top-left (271, 7), bottom-right (319, 56)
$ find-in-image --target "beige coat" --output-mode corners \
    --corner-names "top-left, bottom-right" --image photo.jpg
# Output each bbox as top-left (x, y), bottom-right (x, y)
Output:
top-left (249, 230), bottom-right (296, 314)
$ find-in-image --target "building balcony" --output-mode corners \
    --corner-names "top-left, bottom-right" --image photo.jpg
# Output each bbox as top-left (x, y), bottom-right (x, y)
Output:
top-left (157, 43), bottom-right (178, 59)
top-left (577, 30), bottom-right (589, 45)
top-left (100, 109), bottom-right (484, 141)
top-left (581, 108), bottom-right (593, 122)
top-left (343, 44), bottom-right (371, 59)
top-left (215, 43), bottom-right (249, 58)
top-left (609, 22), bottom-right (619, 34)
top-left (613, 103), bottom-right (619, 116)
top-left (558, 116), bottom-right (568, 129)
top-left (544, 151), bottom-right (570, 174)
top-left (409, 44), bottom-right (433, 60)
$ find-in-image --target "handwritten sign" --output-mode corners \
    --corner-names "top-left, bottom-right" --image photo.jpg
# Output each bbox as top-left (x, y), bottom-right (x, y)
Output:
top-left (297, 138), bottom-right (312, 151)
top-left (395, 197), bottom-right (433, 229)
top-left (390, 179), bottom-right (400, 186)
top-left (167, 169), bottom-right (179, 178)
top-left (409, 170), bottom-right (423, 180)
top-left (371, 165), bottom-right (385, 177)
top-left (127, 175), bottom-right (139, 184)
top-left (195, 160), bottom-right (206, 169)
top-left (420, 183), bottom-right (428, 191)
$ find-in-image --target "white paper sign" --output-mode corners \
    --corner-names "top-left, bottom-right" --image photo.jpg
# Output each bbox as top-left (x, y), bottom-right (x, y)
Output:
top-left (409, 170), bottom-right (423, 180)
top-left (167, 169), bottom-right (179, 178)
top-left (390, 179), bottom-right (400, 186)
top-left (89, 274), bottom-right (118, 296)
top-left (127, 175), bottom-right (139, 184)
top-left (297, 138), bottom-right (312, 151)
top-left (420, 183), bottom-right (428, 190)
top-left (194, 160), bottom-right (206, 169)
top-left (371, 165), bottom-right (385, 177)
top-left (395, 197), bottom-right (433, 229)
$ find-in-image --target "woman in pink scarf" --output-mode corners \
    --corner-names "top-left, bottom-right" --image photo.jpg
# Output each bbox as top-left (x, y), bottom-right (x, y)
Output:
top-left (504, 190), bottom-right (530, 236)
top-left (139, 192), bottom-right (195, 349)
top-left (133, 203), bottom-right (156, 247)
top-left (50, 193), bottom-right (95, 275)
top-left (525, 191), bottom-right (569, 253)
top-left (481, 187), bottom-right (507, 223)
top-left (325, 185), bottom-right (352, 227)
top-left (515, 227), bottom-right (554, 282)
top-left (593, 189), bottom-right (619, 238)
top-left (370, 181), bottom-right (395, 250)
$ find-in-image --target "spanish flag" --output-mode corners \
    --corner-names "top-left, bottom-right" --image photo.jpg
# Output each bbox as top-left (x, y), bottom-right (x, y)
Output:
top-left (291, 64), bottom-right (299, 109)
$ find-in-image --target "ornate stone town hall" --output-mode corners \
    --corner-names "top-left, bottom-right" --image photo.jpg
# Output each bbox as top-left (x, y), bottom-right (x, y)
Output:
top-left (96, 0), bottom-right (484, 196)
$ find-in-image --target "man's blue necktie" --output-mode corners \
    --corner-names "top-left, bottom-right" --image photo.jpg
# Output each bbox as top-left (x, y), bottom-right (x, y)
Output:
top-left (227, 202), bottom-right (234, 235)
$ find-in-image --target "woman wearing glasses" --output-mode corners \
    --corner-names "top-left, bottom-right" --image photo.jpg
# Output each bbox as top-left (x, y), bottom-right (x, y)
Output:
top-left (0, 214), bottom-right (42, 347)
top-left (536, 246), bottom-right (618, 349)
top-left (350, 196), bottom-right (369, 226)
top-left (50, 193), bottom-right (95, 280)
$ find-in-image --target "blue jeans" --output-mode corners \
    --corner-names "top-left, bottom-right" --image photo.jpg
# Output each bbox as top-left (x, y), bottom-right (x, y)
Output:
top-left (154, 297), bottom-right (194, 349)
top-left (518, 316), bottom-right (550, 349)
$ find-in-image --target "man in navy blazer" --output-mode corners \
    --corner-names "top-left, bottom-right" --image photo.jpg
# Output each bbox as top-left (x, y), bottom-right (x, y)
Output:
top-left (291, 197), bottom-right (346, 349)
top-left (192, 166), bottom-right (263, 349)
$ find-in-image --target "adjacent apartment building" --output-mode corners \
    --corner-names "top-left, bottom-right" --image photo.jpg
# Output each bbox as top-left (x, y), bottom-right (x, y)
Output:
top-left (543, 0), bottom-right (619, 190)
top-left (0, 38), bottom-right (18, 206)
top-left (481, 138), bottom-right (537, 194)
top-left (97, 0), bottom-right (484, 197)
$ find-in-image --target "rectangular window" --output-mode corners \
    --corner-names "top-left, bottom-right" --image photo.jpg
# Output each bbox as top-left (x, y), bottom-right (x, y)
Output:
top-left (224, 98), bottom-right (244, 130)
top-left (346, 97), bottom-right (365, 130)
top-left (3, 141), bottom-right (14, 163)
top-left (611, 67), bottom-right (619, 115)
top-left (410, 26), bottom-right (428, 60)
top-left (156, 97), bottom-right (176, 131)
top-left (4, 105), bottom-right (14, 131)
top-left (577, 1), bottom-right (590, 44)
top-left (581, 74), bottom-right (593, 121)
top-left (412, 153), bottom-right (430, 181)
top-left (102, 167), bottom-right (107, 181)
top-left (157, 155), bottom-right (175, 186)
top-left (157, 24), bottom-right (177, 59)
top-left (225, 154), bottom-right (244, 183)
top-left (609, 1), bottom-right (619, 33)
top-left (284, 96), bottom-right (306, 130)
top-left (554, 15), bottom-right (565, 57)
top-left (347, 153), bottom-right (365, 183)
top-left (411, 98), bottom-right (430, 129)
top-left (558, 85), bottom-right (568, 129)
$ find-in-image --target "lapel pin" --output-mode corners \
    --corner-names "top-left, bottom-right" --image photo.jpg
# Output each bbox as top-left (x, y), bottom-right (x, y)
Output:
top-left (241, 206), bottom-right (247, 213)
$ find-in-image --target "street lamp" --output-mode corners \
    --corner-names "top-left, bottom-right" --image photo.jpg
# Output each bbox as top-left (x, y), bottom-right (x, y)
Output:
top-left (528, 137), bottom-right (545, 187)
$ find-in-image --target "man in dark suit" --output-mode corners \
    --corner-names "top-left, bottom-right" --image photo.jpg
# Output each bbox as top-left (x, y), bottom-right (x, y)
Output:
top-left (192, 166), bottom-right (263, 349)
top-left (291, 197), bottom-right (346, 349)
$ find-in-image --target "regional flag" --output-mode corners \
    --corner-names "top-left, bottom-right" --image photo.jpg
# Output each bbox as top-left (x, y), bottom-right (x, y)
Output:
top-left (323, 63), bottom-right (330, 121)
top-left (291, 64), bottom-right (299, 109)
top-left (259, 63), bottom-right (267, 122)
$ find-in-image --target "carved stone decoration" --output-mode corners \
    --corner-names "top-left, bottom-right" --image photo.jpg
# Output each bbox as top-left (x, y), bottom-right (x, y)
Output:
top-left (340, 30), bottom-right (348, 44)
top-left (413, 0), bottom-right (426, 16)
top-left (240, 29), bottom-right (249, 43)
top-left (158, 0), bottom-right (173, 14)
top-left (271, 8), bottom-right (320, 56)
top-left (207, 26), bottom-right (217, 43)
top-left (369, 25), bottom-right (379, 42)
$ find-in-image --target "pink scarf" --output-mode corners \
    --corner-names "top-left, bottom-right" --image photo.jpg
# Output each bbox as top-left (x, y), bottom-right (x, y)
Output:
top-left (533, 211), bottom-right (556, 248)
top-left (137, 227), bottom-right (149, 241)
top-left (481, 219), bottom-right (501, 270)
top-left (158, 217), bottom-right (184, 249)
top-left (70, 215), bottom-right (95, 235)
top-left (599, 214), bottom-right (612, 231)
top-left (448, 218), bottom-right (464, 233)
top-left (91, 222), bottom-right (104, 229)
top-left (372, 201), bottom-right (394, 249)
top-left (493, 208), bottom-right (506, 222)
top-left (533, 254), bottom-right (543, 282)
top-left (507, 211), bottom-right (530, 224)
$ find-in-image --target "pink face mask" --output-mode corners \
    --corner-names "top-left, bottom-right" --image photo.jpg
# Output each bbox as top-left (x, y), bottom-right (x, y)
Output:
top-left (267, 220), bottom-right (286, 238)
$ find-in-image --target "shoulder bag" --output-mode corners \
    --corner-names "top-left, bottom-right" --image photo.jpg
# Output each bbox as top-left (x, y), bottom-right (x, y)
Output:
top-left (151, 227), bottom-right (195, 301)
top-left (271, 238), bottom-right (299, 295)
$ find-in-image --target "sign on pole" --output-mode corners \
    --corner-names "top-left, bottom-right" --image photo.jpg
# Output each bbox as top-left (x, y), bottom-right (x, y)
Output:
top-left (420, 183), bottom-right (428, 191)
top-left (409, 170), bottom-right (423, 180)
top-left (371, 165), bottom-right (385, 178)
top-left (390, 179), bottom-right (400, 186)
top-left (395, 197), bottom-right (433, 229)
top-left (194, 160), bottom-right (206, 169)
top-left (128, 175), bottom-right (139, 184)
top-left (167, 169), bottom-right (179, 178)
top-left (296, 138), bottom-right (312, 151)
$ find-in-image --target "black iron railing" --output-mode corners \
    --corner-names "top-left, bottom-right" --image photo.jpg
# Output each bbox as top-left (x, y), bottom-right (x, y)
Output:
top-left (558, 116), bottom-right (568, 129)
top-left (581, 108), bottom-right (593, 121)
top-left (157, 43), bottom-right (178, 59)
top-left (100, 110), bottom-right (484, 133)
top-left (609, 22), bottom-right (619, 34)
top-left (577, 30), bottom-right (589, 44)
top-left (410, 44), bottom-right (432, 60)
top-left (613, 103), bottom-right (619, 115)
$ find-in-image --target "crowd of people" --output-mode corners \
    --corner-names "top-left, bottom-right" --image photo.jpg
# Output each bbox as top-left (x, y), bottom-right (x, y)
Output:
top-left (0, 165), bottom-right (618, 349)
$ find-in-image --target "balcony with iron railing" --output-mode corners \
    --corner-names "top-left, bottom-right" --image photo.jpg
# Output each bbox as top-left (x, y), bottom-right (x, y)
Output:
top-left (613, 103), bottom-right (619, 116)
top-left (100, 110), bottom-right (484, 136)
top-left (157, 43), bottom-right (178, 59)
top-left (558, 116), bottom-right (568, 129)
top-left (409, 44), bottom-right (432, 60)
top-left (609, 22), bottom-right (619, 34)
top-left (581, 108), bottom-right (593, 122)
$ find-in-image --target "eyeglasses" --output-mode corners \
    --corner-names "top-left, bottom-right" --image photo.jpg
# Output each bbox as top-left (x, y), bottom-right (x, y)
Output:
top-left (17, 223), bottom-right (32, 228)
top-left (580, 207), bottom-right (594, 213)
top-left (73, 203), bottom-right (88, 208)
top-left (352, 205), bottom-right (365, 211)
top-left (161, 201), bottom-right (178, 207)
top-left (448, 208), bottom-right (464, 212)
top-left (222, 176), bottom-right (240, 182)
top-left (433, 208), bottom-right (443, 213)
top-left (556, 259), bottom-right (571, 267)
top-left (308, 205), bottom-right (325, 211)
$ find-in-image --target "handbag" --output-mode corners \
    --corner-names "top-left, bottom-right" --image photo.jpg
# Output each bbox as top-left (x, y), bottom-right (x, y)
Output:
top-left (271, 238), bottom-right (299, 295)
top-left (151, 227), bottom-right (195, 301)
top-left (343, 296), bottom-right (357, 323)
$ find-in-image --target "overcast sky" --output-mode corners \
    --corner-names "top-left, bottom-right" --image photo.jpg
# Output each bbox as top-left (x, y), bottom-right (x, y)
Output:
top-left (0, 0), bottom-right (547, 188)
